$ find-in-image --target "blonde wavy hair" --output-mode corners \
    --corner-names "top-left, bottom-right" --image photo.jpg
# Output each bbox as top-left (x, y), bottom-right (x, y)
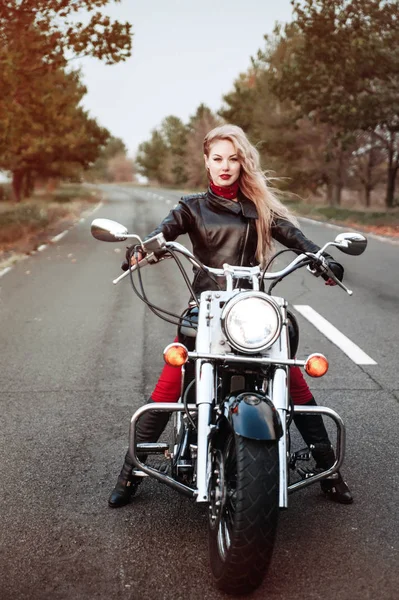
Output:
top-left (203, 124), bottom-right (298, 266)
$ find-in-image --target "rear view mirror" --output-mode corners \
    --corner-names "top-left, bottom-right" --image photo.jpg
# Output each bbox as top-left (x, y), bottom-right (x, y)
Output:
top-left (334, 232), bottom-right (367, 256)
top-left (91, 218), bottom-right (128, 242)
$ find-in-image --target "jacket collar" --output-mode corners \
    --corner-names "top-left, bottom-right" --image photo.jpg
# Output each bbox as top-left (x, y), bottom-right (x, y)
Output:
top-left (207, 187), bottom-right (258, 219)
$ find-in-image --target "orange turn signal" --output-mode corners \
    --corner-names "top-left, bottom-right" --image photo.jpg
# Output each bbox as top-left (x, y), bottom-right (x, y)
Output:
top-left (304, 353), bottom-right (329, 377)
top-left (163, 343), bottom-right (189, 367)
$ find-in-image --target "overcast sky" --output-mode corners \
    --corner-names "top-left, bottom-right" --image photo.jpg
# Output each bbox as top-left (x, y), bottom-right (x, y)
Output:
top-left (78, 0), bottom-right (294, 156)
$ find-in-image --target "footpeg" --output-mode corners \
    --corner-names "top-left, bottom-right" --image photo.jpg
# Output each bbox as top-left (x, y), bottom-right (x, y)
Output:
top-left (131, 469), bottom-right (148, 478)
top-left (297, 466), bottom-right (318, 480)
top-left (289, 447), bottom-right (311, 470)
top-left (136, 442), bottom-right (169, 454)
top-left (297, 466), bottom-right (339, 481)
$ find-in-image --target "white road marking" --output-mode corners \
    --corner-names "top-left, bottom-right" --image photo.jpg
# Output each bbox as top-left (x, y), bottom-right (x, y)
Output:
top-left (90, 202), bottom-right (103, 214)
top-left (0, 267), bottom-right (12, 278)
top-left (37, 244), bottom-right (47, 252)
top-left (51, 230), bottom-right (68, 243)
top-left (293, 304), bottom-right (377, 365)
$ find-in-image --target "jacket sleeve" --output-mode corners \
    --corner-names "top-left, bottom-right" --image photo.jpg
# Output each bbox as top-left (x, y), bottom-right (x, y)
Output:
top-left (271, 217), bottom-right (320, 254)
top-left (271, 217), bottom-right (344, 281)
top-left (143, 198), bottom-right (194, 243)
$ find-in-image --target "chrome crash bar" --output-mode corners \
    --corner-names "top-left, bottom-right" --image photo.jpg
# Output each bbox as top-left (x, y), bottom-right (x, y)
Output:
top-left (288, 405), bottom-right (346, 493)
top-left (129, 402), bottom-right (198, 498)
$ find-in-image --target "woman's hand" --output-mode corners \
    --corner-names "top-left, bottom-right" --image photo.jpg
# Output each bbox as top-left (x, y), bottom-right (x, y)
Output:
top-left (121, 245), bottom-right (145, 271)
top-left (324, 259), bottom-right (344, 286)
top-left (130, 250), bottom-right (143, 266)
top-left (324, 278), bottom-right (337, 286)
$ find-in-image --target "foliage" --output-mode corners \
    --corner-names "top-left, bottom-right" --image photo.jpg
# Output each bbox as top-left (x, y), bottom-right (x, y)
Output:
top-left (85, 136), bottom-right (134, 182)
top-left (160, 116), bottom-right (188, 185)
top-left (0, 1), bottom-right (133, 201)
top-left (218, 2), bottom-right (399, 207)
top-left (268, 0), bottom-right (399, 206)
top-left (0, 1), bottom-right (132, 68)
top-left (136, 130), bottom-right (170, 185)
top-left (184, 104), bottom-right (220, 189)
top-left (136, 105), bottom-right (220, 188)
top-left (107, 154), bottom-right (135, 182)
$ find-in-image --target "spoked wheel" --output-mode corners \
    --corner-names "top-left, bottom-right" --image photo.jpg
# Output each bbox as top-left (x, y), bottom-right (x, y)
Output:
top-left (208, 432), bottom-right (279, 595)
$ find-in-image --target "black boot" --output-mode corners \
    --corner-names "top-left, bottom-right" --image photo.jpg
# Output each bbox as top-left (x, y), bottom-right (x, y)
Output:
top-left (108, 450), bottom-right (140, 508)
top-left (108, 400), bottom-right (170, 508)
top-left (293, 398), bottom-right (353, 505)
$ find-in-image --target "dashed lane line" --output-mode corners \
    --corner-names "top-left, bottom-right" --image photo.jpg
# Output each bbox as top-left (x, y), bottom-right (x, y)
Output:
top-left (0, 267), bottom-right (12, 278)
top-left (294, 304), bottom-right (377, 365)
top-left (0, 202), bottom-right (103, 278)
top-left (51, 230), bottom-right (68, 243)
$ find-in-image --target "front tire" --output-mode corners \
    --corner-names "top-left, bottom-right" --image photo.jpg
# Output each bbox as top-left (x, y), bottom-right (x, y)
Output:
top-left (208, 432), bottom-right (279, 595)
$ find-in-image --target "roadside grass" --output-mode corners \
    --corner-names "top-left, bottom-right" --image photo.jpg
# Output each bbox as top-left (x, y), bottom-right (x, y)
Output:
top-left (0, 183), bottom-right (102, 253)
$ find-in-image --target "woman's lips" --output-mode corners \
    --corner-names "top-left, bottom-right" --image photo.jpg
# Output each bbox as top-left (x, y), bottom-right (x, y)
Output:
top-left (220, 174), bottom-right (231, 180)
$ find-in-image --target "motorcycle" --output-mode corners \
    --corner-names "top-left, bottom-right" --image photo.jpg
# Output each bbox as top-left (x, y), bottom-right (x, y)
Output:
top-left (91, 218), bottom-right (367, 595)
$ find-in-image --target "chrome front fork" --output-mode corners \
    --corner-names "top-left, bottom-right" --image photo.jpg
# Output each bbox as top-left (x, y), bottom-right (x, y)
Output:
top-left (195, 360), bottom-right (214, 503)
top-left (273, 368), bottom-right (289, 509)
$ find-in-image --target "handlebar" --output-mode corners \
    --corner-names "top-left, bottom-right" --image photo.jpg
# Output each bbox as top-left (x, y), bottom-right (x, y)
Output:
top-left (112, 240), bottom-right (353, 295)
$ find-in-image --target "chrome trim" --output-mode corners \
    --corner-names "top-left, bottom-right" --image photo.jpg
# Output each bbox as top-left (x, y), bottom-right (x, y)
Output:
top-left (136, 442), bottom-right (169, 454)
top-left (272, 368), bottom-right (289, 508)
top-left (187, 351), bottom-right (306, 367)
top-left (288, 406), bottom-right (346, 493)
top-left (129, 403), bottom-right (197, 498)
top-left (195, 360), bottom-right (214, 503)
top-left (221, 291), bottom-right (282, 354)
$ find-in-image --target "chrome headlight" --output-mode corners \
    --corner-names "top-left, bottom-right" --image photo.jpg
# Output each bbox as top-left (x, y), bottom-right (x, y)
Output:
top-left (221, 292), bottom-right (282, 354)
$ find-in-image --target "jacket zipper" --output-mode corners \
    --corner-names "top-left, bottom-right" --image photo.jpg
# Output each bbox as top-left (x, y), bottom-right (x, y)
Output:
top-left (240, 222), bottom-right (250, 266)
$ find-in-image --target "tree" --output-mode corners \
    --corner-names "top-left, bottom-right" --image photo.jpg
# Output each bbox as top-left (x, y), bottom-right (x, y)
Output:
top-left (160, 116), bottom-right (188, 186)
top-left (0, 1), bottom-right (133, 200)
top-left (269, 0), bottom-right (399, 206)
top-left (220, 71), bottom-right (259, 133)
top-left (349, 132), bottom-right (387, 207)
top-left (219, 44), bottom-right (346, 201)
top-left (0, 1), bottom-right (132, 68)
top-left (135, 106), bottom-right (219, 188)
top-left (85, 136), bottom-right (129, 181)
top-left (107, 154), bottom-right (135, 182)
top-left (184, 104), bottom-right (220, 189)
top-left (0, 65), bottom-right (110, 200)
top-left (136, 130), bottom-right (170, 184)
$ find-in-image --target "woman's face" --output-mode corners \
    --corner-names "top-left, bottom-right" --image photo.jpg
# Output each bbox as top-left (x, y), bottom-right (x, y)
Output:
top-left (204, 139), bottom-right (241, 187)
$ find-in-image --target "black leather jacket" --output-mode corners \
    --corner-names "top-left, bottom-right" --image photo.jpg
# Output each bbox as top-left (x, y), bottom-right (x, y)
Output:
top-left (128, 188), bottom-right (343, 295)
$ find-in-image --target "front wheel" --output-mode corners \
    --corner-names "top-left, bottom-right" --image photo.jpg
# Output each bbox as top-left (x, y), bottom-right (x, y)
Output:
top-left (208, 432), bottom-right (279, 595)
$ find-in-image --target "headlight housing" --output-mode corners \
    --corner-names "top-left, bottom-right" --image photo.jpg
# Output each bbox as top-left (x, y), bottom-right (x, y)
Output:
top-left (221, 292), bottom-right (282, 354)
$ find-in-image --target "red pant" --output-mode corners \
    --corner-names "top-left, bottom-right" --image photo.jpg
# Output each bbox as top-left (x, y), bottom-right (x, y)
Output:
top-left (152, 350), bottom-right (312, 405)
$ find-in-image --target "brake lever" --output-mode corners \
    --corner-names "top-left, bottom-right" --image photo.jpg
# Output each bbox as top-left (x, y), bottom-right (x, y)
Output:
top-left (307, 257), bottom-right (353, 295)
top-left (326, 271), bottom-right (353, 296)
top-left (112, 252), bottom-right (169, 285)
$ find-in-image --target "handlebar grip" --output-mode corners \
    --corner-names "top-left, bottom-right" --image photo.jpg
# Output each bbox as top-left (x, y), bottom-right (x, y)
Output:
top-left (113, 257), bottom-right (149, 284)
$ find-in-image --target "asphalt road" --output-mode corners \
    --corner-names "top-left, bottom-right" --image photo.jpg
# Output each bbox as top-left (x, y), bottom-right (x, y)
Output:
top-left (0, 184), bottom-right (398, 600)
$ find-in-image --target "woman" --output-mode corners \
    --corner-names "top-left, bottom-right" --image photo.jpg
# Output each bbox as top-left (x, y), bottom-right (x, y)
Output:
top-left (109, 124), bottom-right (353, 508)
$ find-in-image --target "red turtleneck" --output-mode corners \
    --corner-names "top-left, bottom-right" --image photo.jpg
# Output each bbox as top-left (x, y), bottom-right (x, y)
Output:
top-left (210, 180), bottom-right (239, 200)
